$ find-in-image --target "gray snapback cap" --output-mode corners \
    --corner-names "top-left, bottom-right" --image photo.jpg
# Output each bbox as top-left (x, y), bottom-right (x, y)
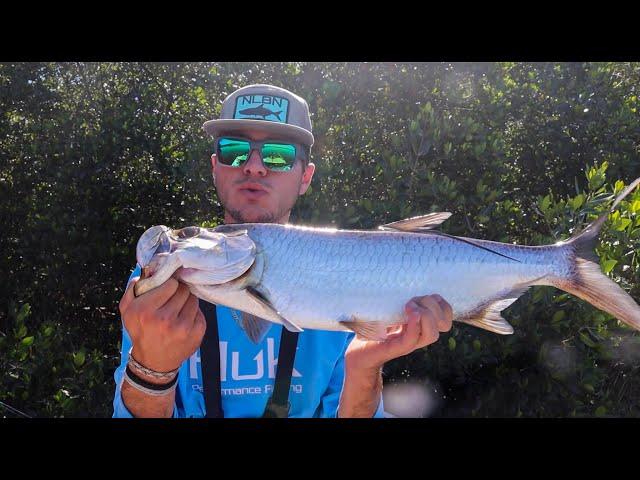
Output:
top-left (203, 84), bottom-right (314, 147)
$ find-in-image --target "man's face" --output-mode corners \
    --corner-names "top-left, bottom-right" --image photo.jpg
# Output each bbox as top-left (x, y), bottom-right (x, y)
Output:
top-left (211, 129), bottom-right (315, 224)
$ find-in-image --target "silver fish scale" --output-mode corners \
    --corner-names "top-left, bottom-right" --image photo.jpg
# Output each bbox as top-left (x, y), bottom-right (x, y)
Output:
top-left (242, 224), bottom-right (571, 331)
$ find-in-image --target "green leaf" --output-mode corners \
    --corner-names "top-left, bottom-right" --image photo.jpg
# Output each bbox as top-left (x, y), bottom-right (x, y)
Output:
top-left (16, 303), bottom-right (31, 323)
top-left (44, 326), bottom-right (53, 337)
top-left (552, 310), bottom-right (566, 323)
top-left (16, 325), bottom-right (27, 339)
top-left (473, 339), bottom-right (481, 352)
top-left (448, 337), bottom-right (456, 351)
top-left (540, 195), bottom-right (551, 212)
top-left (21, 336), bottom-right (34, 346)
top-left (602, 259), bottom-right (617, 274)
top-left (595, 406), bottom-right (607, 417)
top-left (73, 351), bottom-right (86, 368)
top-left (615, 218), bottom-right (632, 231)
top-left (571, 194), bottom-right (584, 211)
top-left (579, 331), bottom-right (597, 348)
top-left (583, 383), bottom-right (594, 393)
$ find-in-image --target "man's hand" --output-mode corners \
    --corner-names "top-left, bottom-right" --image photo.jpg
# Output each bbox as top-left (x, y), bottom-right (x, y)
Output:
top-left (118, 276), bottom-right (206, 417)
top-left (346, 294), bottom-right (454, 370)
top-left (119, 276), bottom-right (207, 374)
top-left (338, 294), bottom-right (453, 418)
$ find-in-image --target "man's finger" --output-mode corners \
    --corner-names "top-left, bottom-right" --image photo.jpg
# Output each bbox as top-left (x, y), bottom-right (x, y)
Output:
top-left (135, 276), bottom-right (181, 310)
top-left (383, 302), bottom-right (423, 355)
top-left (416, 296), bottom-right (444, 321)
top-left (178, 293), bottom-right (200, 327)
top-left (427, 297), bottom-right (450, 332)
top-left (431, 294), bottom-right (454, 331)
top-left (417, 295), bottom-right (453, 332)
top-left (416, 303), bottom-right (440, 348)
top-left (190, 308), bottom-right (207, 342)
top-left (119, 276), bottom-right (140, 314)
top-left (158, 282), bottom-right (191, 319)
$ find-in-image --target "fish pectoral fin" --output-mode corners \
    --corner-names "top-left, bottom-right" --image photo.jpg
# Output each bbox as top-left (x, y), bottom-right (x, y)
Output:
top-left (339, 317), bottom-right (389, 341)
top-left (245, 286), bottom-right (304, 335)
top-left (378, 212), bottom-right (452, 232)
top-left (457, 286), bottom-right (531, 335)
top-left (233, 312), bottom-right (273, 344)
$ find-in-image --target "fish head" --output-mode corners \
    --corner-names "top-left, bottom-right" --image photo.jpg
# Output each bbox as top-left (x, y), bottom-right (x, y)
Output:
top-left (136, 225), bottom-right (172, 269)
top-left (136, 225), bottom-right (257, 286)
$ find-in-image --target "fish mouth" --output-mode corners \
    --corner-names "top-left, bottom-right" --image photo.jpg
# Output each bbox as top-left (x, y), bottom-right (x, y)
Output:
top-left (136, 225), bottom-right (172, 268)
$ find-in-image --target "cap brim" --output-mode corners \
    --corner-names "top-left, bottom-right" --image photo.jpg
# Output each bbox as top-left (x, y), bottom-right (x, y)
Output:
top-left (203, 119), bottom-right (314, 147)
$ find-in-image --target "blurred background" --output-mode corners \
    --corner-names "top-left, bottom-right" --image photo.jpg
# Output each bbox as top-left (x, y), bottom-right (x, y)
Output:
top-left (1, 62), bottom-right (639, 417)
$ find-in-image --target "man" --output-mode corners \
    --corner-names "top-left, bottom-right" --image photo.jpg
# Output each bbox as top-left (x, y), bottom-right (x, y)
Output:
top-left (113, 84), bottom-right (453, 418)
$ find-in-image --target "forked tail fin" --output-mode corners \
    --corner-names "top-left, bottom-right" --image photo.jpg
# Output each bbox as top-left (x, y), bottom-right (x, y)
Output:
top-left (552, 177), bottom-right (640, 330)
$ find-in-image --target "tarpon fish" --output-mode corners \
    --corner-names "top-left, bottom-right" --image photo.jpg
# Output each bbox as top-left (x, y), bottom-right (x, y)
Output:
top-left (238, 104), bottom-right (282, 121)
top-left (134, 178), bottom-right (640, 344)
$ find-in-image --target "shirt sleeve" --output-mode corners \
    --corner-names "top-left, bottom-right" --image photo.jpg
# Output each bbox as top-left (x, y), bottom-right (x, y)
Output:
top-left (112, 265), bottom-right (180, 418)
top-left (314, 333), bottom-right (386, 418)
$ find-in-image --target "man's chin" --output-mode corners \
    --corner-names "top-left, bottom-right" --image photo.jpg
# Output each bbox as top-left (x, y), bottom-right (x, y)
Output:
top-left (226, 206), bottom-right (278, 224)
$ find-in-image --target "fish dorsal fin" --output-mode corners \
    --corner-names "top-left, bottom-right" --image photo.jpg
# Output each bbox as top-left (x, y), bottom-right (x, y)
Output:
top-left (457, 285), bottom-right (531, 335)
top-left (379, 212), bottom-right (522, 263)
top-left (339, 316), bottom-right (389, 341)
top-left (379, 212), bottom-right (452, 232)
top-left (245, 286), bottom-right (304, 337)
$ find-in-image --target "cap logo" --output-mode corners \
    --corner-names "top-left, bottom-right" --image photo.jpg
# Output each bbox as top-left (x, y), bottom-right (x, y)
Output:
top-left (233, 94), bottom-right (290, 124)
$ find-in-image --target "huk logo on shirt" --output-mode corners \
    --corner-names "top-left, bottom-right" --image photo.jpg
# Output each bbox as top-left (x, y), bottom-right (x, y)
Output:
top-left (189, 338), bottom-right (302, 382)
top-left (234, 94), bottom-right (289, 123)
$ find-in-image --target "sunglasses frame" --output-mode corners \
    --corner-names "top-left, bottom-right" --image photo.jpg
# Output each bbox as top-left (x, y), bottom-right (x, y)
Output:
top-left (215, 136), bottom-right (308, 172)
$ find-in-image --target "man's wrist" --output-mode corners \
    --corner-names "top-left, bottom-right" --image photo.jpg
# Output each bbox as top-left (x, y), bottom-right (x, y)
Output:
top-left (344, 353), bottom-right (384, 377)
top-left (338, 361), bottom-right (383, 418)
top-left (127, 361), bottom-right (178, 386)
top-left (128, 347), bottom-right (180, 385)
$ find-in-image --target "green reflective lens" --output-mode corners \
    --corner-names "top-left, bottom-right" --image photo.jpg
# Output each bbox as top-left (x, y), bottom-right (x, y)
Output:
top-left (217, 138), bottom-right (298, 172)
top-left (218, 138), bottom-right (250, 167)
top-left (262, 143), bottom-right (296, 172)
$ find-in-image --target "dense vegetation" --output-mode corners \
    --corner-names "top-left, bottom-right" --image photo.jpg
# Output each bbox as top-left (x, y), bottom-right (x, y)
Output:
top-left (1, 62), bottom-right (639, 417)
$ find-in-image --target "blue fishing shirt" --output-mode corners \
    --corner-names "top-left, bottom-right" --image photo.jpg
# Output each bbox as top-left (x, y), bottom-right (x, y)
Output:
top-left (113, 265), bottom-right (385, 418)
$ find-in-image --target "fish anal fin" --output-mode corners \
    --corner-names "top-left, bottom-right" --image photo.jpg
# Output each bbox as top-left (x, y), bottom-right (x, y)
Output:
top-left (245, 286), bottom-right (304, 336)
top-left (379, 212), bottom-right (452, 232)
top-left (339, 317), bottom-right (389, 341)
top-left (457, 286), bottom-right (531, 335)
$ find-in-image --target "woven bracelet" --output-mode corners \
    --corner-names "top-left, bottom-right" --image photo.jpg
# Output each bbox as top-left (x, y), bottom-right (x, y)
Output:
top-left (127, 348), bottom-right (179, 380)
top-left (124, 364), bottom-right (178, 397)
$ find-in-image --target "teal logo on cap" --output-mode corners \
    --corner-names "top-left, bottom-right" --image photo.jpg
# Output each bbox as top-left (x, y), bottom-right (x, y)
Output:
top-left (234, 95), bottom-right (289, 123)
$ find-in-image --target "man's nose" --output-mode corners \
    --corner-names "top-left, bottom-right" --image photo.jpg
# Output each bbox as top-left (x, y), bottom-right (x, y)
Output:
top-left (242, 149), bottom-right (267, 177)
